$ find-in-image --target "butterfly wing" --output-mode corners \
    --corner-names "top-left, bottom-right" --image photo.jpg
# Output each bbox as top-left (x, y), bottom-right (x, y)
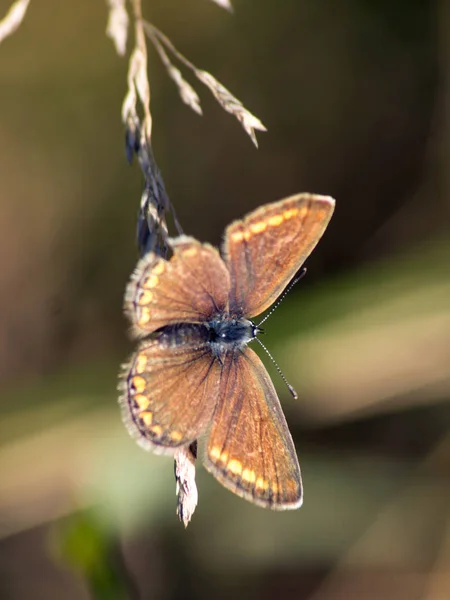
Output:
top-left (223, 194), bottom-right (335, 318)
top-left (119, 334), bottom-right (222, 452)
top-left (126, 236), bottom-right (230, 337)
top-left (203, 347), bottom-right (302, 509)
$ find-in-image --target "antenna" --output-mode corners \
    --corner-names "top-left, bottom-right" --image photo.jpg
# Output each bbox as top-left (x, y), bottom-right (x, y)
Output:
top-left (254, 337), bottom-right (298, 399)
top-left (257, 267), bottom-right (307, 327)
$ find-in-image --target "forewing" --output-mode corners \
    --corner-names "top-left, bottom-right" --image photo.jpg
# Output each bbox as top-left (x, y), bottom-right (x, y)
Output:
top-left (119, 336), bottom-right (222, 452)
top-left (223, 194), bottom-right (335, 317)
top-left (126, 236), bottom-right (230, 337)
top-left (204, 347), bottom-right (302, 509)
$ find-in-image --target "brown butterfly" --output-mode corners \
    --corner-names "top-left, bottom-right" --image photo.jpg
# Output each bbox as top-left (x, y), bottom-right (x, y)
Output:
top-left (119, 193), bottom-right (335, 509)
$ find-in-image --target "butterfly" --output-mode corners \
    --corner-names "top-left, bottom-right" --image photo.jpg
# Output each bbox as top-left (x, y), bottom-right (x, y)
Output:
top-left (119, 193), bottom-right (335, 509)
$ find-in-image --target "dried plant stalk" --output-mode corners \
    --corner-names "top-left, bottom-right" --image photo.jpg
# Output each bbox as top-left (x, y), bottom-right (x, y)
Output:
top-left (106, 0), bottom-right (129, 56)
top-left (121, 0), bottom-right (152, 139)
top-left (208, 0), bottom-right (234, 12)
top-left (143, 20), bottom-right (267, 147)
top-left (118, 0), bottom-right (199, 526)
top-left (114, 0), bottom-right (265, 526)
top-left (150, 32), bottom-right (202, 116)
top-left (0, 0), bottom-right (30, 44)
top-left (175, 443), bottom-right (199, 528)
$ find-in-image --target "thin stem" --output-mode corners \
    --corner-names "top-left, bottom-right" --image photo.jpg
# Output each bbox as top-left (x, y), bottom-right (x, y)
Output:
top-left (144, 20), bottom-right (197, 73)
top-left (130, 0), bottom-right (152, 138)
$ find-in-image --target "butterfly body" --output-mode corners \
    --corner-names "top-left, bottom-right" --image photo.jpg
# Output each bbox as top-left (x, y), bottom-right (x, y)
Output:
top-left (146, 316), bottom-right (257, 358)
top-left (120, 193), bottom-right (335, 509)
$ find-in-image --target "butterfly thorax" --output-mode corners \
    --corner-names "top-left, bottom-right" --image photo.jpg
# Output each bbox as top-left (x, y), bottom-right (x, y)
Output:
top-left (207, 316), bottom-right (259, 357)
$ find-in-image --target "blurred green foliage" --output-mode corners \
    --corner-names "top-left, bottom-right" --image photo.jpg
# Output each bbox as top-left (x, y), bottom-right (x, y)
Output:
top-left (52, 511), bottom-right (131, 600)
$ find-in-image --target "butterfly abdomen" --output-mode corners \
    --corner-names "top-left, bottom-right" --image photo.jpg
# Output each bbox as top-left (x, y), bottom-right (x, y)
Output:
top-left (155, 324), bottom-right (210, 348)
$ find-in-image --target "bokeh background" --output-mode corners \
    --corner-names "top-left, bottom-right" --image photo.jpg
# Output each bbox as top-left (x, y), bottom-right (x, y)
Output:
top-left (0, 0), bottom-right (449, 598)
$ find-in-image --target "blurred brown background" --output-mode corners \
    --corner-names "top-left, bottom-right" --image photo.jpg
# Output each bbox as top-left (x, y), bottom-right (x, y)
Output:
top-left (0, 0), bottom-right (449, 599)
